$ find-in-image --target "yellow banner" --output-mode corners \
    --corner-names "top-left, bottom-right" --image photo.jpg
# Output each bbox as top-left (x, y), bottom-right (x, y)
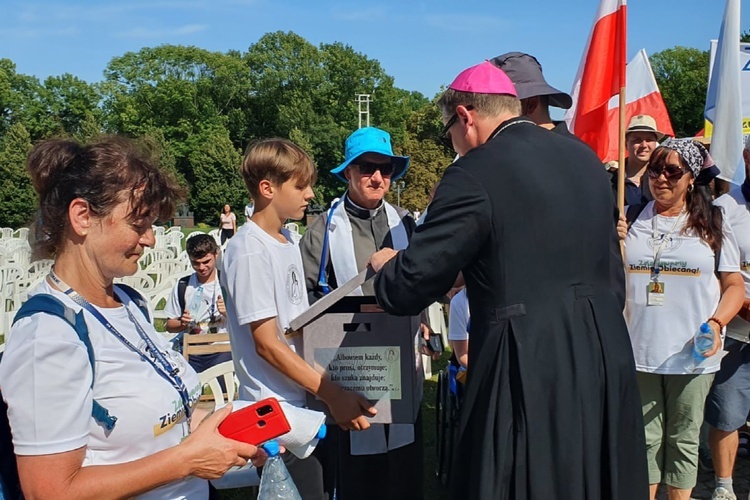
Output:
top-left (704, 118), bottom-right (750, 138)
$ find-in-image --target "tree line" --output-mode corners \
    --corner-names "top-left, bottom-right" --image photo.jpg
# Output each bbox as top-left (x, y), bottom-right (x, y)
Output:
top-left (0, 30), bottom-right (724, 228)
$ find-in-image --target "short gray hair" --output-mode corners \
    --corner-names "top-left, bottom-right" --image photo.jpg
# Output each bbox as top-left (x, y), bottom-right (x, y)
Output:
top-left (436, 89), bottom-right (521, 120)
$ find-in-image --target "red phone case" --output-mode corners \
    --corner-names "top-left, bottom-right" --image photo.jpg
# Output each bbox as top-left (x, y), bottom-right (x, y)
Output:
top-left (218, 398), bottom-right (291, 446)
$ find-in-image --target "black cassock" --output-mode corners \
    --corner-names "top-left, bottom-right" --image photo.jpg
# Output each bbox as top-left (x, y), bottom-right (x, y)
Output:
top-left (375, 118), bottom-right (648, 500)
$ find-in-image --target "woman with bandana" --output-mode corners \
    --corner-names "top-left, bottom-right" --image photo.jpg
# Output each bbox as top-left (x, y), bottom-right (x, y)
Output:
top-left (619, 138), bottom-right (744, 500)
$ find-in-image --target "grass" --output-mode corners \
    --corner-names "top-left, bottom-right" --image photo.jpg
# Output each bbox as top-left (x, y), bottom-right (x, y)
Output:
top-left (217, 349), bottom-right (454, 500)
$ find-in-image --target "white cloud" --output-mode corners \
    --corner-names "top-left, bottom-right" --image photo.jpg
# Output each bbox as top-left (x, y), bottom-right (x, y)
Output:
top-left (425, 14), bottom-right (510, 32)
top-left (116, 24), bottom-right (209, 39)
top-left (331, 6), bottom-right (388, 22)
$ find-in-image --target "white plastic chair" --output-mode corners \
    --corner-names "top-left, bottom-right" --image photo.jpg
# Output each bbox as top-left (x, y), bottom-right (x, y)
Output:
top-left (115, 273), bottom-right (156, 294)
top-left (12, 228), bottom-right (29, 241)
top-left (198, 362), bottom-right (261, 489)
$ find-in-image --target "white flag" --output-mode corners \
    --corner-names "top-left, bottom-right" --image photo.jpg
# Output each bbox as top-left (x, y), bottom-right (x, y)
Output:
top-left (705, 0), bottom-right (743, 185)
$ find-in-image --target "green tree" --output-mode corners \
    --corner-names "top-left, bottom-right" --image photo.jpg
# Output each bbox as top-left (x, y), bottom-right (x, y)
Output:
top-left (184, 125), bottom-right (245, 224)
top-left (40, 74), bottom-right (102, 138)
top-left (0, 59), bottom-right (50, 141)
top-left (385, 103), bottom-right (453, 211)
top-left (650, 47), bottom-right (710, 137)
top-left (0, 122), bottom-right (36, 228)
top-left (741, 30), bottom-right (750, 43)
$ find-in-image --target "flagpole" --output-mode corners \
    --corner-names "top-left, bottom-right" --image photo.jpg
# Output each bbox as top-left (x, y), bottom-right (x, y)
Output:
top-left (617, 88), bottom-right (626, 213)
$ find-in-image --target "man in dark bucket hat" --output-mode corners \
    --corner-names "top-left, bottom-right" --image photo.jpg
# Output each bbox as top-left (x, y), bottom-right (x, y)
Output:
top-left (490, 52), bottom-right (576, 137)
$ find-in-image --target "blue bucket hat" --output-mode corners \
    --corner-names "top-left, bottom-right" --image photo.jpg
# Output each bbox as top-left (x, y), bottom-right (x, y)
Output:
top-left (330, 127), bottom-right (410, 183)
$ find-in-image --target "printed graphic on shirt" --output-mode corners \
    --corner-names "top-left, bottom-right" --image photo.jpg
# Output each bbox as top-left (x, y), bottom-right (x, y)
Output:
top-left (286, 264), bottom-right (303, 305)
top-left (627, 257), bottom-right (702, 276)
top-left (154, 383), bottom-right (202, 437)
top-left (646, 233), bottom-right (684, 253)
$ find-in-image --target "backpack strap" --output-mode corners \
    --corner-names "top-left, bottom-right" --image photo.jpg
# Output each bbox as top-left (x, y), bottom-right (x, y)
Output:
top-left (176, 275), bottom-right (191, 314)
top-left (12, 295), bottom-right (117, 431)
top-left (115, 283), bottom-right (151, 323)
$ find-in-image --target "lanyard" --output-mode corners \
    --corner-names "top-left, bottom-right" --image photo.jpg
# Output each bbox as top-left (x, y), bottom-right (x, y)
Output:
top-left (651, 209), bottom-right (686, 275)
top-left (48, 269), bottom-right (194, 431)
top-left (318, 194), bottom-right (346, 295)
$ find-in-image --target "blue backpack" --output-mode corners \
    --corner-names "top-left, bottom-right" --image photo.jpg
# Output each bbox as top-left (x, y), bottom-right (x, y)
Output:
top-left (0, 284), bottom-right (149, 499)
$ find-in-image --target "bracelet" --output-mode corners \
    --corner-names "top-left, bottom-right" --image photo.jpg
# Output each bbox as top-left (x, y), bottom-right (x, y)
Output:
top-left (708, 317), bottom-right (725, 330)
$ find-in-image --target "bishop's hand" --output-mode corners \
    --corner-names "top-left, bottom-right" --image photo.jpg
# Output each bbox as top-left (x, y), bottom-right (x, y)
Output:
top-left (368, 248), bottom-right (398, 272)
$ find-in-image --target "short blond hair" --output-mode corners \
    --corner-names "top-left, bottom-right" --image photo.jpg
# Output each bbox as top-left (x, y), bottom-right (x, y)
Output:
top-left (436, 89), bottom-right (521, 119)
top-left (241, 138), bottom-right (316, 199)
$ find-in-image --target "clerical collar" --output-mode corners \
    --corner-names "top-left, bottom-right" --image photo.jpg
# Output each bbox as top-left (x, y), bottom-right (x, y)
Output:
top-left (344, 194), bottom-right (384, 219)
top-left (488, 116), bottom-right (536, 141)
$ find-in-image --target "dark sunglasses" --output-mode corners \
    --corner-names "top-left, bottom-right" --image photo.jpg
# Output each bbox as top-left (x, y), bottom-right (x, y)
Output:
top-left (646, 162), bottom-right (691, 181)
top-left (353, 161), bottom-right (396, 177)
top-left (439, 105), bottom-right (474, 150)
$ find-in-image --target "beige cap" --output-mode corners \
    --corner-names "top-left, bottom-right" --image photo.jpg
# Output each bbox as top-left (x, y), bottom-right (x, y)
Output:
top-left (626, 115), bottom-right (666, 140)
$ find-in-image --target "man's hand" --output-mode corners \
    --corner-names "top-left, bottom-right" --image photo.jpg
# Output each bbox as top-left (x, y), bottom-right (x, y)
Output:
top-left (420, 323), bottom-right (440, 360)
top-left (217, 295), bottom-right (227, 317)
top-left (368, 248), bottom-right (398, 272)
top-left (325, 386), bottom-right (377, 431)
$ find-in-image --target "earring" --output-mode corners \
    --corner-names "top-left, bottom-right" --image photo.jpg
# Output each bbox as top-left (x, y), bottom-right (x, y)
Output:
top-left (81, 230), bottom-right (88, 236)
top-left (688, 184), bottom-right (694, 193)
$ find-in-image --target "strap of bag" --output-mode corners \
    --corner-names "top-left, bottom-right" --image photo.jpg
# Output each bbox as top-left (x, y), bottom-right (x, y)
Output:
top-left (13, 295), bottom-right (117, 431)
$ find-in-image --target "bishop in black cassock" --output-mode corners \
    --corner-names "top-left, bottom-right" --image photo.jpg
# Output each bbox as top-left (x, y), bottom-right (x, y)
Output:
top-left (371, 62), bottom-right (648, 499)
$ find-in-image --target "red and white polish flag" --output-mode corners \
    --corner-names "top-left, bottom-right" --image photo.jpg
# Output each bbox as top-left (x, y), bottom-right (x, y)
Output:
top-left (564, 0), bottom-right (627, 160)
top-left (601, 49), bottom-right (674, 162)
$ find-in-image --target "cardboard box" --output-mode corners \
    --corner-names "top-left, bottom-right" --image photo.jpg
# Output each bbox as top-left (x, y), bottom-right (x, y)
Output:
top-left (288, 269), bottom-right (423, 424)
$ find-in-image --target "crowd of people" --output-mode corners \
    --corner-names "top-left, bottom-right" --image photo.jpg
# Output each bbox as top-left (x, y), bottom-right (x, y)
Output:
top-left (1, 49), bottom-right (750, 500)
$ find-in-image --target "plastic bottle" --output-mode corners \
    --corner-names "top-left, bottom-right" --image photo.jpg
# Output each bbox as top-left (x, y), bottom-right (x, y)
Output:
top-left (687, 322), bottom-right (714, 371)
top-left (258, 440), bottom-right (302, 500)
top-left (185, 286), bottom-right (204, 330)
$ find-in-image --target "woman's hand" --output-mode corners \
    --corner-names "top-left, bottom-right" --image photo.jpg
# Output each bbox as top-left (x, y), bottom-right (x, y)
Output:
top-left (617, 213), bottom-right (628, 241)
top-left (180, 404), bottom-right (262, 479)
top-left (702, 320), bottom-right (723, 358)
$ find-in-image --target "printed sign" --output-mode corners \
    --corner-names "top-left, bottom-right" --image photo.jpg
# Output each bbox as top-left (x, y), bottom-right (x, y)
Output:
top-left (315, 346), bottom-right (402, 400)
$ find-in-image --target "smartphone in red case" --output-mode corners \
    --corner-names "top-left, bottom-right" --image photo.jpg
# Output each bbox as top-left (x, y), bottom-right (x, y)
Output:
top-left (218, 398), bottom-right (291, 446)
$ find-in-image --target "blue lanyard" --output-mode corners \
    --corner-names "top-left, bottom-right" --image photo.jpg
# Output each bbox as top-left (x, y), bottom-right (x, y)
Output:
top-left (317, 195), bottom-right (345, 295)
top-left (48, 269), bottom-right (194, 431)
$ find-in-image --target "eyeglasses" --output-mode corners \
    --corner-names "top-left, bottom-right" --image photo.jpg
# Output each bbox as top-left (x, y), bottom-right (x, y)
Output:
top-left (353, 161), bottom-right (396, 177)
top-left (439, 105), bottom-right (474, 150)
top-left (646, 162), bottom-right (691, 181)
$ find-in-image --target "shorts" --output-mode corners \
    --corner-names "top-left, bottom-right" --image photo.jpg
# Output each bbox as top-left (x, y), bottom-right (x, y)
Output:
top-left (705, 338), bottom-right (750, 432)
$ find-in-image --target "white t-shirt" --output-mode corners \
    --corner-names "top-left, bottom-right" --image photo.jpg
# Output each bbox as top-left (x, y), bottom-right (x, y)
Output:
top-left (221, 221), bottom-right (309, 405)
top-left (624, 202), bottom-right (741, 374)
top-left (715, 187), bottom-right (750, 342)
top-left (0, 281), bottom-right (205, 499)
top-left (165, 274), bottom-right (227, 334)
top-left (448, 289), bottom-right (470, 342)
top-left (244, 203), bottom-right (254, 219)
top-left (220, 213), bottom-right (236, 230)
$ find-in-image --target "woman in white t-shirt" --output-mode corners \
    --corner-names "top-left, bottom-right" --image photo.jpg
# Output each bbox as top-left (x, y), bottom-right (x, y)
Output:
top-left (219, 204), bottom-right (237, 244)
top-left (0, 138), bottom-right (262, 499)
top-left (619, 138), bottom-right (744, 500)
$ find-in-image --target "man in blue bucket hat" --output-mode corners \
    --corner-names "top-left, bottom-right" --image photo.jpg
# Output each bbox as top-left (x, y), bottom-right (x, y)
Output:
top-left (300, 127), bottom-right (424, 500)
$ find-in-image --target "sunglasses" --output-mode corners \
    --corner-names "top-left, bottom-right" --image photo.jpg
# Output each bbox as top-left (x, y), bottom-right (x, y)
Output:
top-left (646, 162), bottom-right (691, 181)
top-left (439, 105), bottom-right (474, 150)
top-left (353, 161), bottom-right (396, 177)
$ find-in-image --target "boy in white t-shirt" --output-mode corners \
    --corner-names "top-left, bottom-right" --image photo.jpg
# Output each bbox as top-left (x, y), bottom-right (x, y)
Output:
top-left (165, 233), bottom-right (231, 374)
top-left (222, 138), bottom-right (376, 499)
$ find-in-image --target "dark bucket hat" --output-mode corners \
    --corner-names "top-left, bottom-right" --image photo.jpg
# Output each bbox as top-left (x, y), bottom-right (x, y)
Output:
top-left (489, 52), bottom-right (573, 109)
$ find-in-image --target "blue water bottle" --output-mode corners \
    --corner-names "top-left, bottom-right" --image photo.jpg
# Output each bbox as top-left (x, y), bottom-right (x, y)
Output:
top-left (689, 322), bottom-right (714, 371)
top-left (257, 440), bottom-right (302, 500)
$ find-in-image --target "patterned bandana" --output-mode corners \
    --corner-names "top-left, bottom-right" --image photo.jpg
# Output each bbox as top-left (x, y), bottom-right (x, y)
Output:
top-left (659, 138), bottom-right (711, 178)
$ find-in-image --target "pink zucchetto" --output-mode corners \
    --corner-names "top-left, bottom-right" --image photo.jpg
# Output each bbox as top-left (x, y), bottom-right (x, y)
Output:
top-left (448, 61), bottom-right (518, 96)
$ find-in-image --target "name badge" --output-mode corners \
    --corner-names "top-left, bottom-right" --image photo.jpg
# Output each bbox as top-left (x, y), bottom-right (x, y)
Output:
top-left (647, 281), bottom-right (665, 306)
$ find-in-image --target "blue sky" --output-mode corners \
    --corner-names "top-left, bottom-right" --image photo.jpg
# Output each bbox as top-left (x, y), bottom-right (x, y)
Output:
top-left (1, 0), bottom-right (747, 115)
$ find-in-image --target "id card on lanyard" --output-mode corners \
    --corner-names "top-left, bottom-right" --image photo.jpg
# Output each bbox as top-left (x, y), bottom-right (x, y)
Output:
top-left (648, 210), bottom-right (685, 307)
